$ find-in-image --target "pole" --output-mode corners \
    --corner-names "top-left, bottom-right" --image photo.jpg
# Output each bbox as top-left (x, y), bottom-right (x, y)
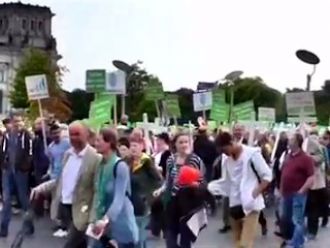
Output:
top-left (155, 100), bottom-right (160, 118)
top-left (121, 94), bottom-right (125, 119)
top-left (202, 110), bottom-right (206, 121)
top-left (113, 95), bottom-right (118, 126)
top-left (37, 99), bottom-right (48, 155)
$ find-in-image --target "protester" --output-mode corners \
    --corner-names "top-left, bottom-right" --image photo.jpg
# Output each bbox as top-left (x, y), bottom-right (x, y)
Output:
top-left (193, 127), bottom-right (217, 182)
top-left (118, 137), bottom-right (130, 160)
top-left (305, 131), bottom-right (327, 240)
top-left (0, 113), bottom-right (33, 238)
top-left (47, 123), bottom-right (71, 236)
top-left (89, 128), bottom-right (138, 248)
top-left (128, 132), bottom-right (162, 248)
top-left (153, 132), bottom-right (205, 248)
top-left (166, 165), bottom-right (216, 248)
top-left (214, 132), bottom-right (272, 248)
top-left (280, 133), bottom-right (315, 248)
top-left (30, 121), bottom-right (100, 248)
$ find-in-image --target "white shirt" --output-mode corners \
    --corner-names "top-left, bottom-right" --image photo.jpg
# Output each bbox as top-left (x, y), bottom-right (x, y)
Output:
top-left (61, 145), bottom-right (88, 204)
top-left (226, 156), bottom-right (244, 207)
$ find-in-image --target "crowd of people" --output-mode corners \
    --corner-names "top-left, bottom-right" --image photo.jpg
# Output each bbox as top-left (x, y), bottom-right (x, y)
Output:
top-left (0, 112), bottom-right (329, 248)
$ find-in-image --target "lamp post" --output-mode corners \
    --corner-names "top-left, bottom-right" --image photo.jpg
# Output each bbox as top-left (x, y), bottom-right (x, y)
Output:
top-left (224, 70), bottom-right (243, 125)
top-left (112, 60), bottom-right (134, 119)
top-left (295, 50), bottom-right (320, 91)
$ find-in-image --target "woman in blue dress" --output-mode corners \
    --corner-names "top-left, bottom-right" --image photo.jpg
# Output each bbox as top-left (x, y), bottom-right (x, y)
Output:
top-left (89, 128), bottom-right (138, 248)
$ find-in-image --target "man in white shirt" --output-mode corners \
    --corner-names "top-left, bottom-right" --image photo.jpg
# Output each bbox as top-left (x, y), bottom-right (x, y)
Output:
top-left (31, 121), bottom-right (101, 248)
top-left (215, 132), bottom-right (272, 248)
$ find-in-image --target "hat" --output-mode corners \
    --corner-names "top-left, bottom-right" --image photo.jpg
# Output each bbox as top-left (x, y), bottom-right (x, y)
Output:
top-left (177, 166), bottom-right (201, 186)
top-left (156, 132), bottom-right (170, 144)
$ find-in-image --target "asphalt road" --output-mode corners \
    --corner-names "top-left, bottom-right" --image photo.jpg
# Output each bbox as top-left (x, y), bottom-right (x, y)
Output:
top-left (0, 210), bottom-right (329, 248)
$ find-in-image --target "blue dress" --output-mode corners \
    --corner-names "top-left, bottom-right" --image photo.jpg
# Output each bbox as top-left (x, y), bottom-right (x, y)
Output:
top-left (90, 160), bottom-right (138, 247)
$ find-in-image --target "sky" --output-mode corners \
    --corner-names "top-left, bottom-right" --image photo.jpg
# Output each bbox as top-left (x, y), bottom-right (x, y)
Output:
top-left (7, 0), bottom-right (330, 92)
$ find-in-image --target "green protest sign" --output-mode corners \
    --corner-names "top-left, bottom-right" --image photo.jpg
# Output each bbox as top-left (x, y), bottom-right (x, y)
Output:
top-left (145, 79), bottom-right (164, 101)
top-left (233, 101), bottom-right (255, 121)
top-left (212, 89), bottom-right (226, 103)
top-left (89, 97), bottom-right (113, 124)
top-left (86, 69), bottom-right (106, 92)
top-left (165, 94), bottom-right (181, 117)
top-left (210, 102), bottom-right (229, 122)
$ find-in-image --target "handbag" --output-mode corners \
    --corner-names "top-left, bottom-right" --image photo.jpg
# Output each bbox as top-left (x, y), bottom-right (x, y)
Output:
top-left (229, 205), bottom-right (245, 220)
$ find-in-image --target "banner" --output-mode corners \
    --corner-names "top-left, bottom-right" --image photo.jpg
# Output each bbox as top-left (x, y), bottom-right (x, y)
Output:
top-left (164, 94), bottom-right (181, 117)
top-left (210, 102), bottom-right (229, 122)
top-left (258, 107), bottom-right (276, 122)
top-left (25, 74), bottom-right (49, 100)
top-left (193, 91), bottom-right (213, 112)
top-left (86, 69), bottom-right (106, 92)
top-left (233, 101), bottom-right (255, 121)
top-left (145, 79), bottom-right (164, 101)
top-left (106, 70), bottom-right (126, 94)
top-left (285, 92), bottom-right (316, 116)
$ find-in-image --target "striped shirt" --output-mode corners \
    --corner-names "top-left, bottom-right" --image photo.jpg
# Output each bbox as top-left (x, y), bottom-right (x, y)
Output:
top-left (164, 153), bottom-right (205, 195)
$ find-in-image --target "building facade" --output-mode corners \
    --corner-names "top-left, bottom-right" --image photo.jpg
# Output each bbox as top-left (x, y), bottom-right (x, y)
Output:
top-left (0, 2), bottom-right (58, 117)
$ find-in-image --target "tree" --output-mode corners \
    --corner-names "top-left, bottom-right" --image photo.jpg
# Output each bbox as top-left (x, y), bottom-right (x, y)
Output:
top-left (67, 89), bottom-right (94, 121)
top-left (10, 48), bottom-right (71, 121)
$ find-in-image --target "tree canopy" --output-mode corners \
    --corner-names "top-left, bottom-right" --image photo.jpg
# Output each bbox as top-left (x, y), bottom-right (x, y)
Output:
top-left (10, 48), bottom-right (71, 121)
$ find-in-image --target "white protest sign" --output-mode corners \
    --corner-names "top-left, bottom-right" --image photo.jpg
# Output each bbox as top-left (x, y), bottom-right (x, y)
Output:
top-left (285, 92), bottom-right (316, 117)
top-left (258, 107), bottom-right (275, 122)
top-left (25, 74), bottom-right (49, 100)
top-left (106, 70), bottom-right (126, 94)
top-left (193, 91), bottom-right (212, 112)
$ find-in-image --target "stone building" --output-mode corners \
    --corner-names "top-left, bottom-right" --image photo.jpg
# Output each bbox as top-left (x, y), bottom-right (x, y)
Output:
top-left (0, 2), bottom-right (58, 116)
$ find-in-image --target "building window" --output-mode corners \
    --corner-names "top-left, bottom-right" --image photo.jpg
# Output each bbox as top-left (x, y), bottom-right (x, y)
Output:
top-left (30, 20), bottom-right (35, 31)
top-left (38, 21), bottom-right (43, 31)
top-left (0, 70), bottom-right (5, 83)
top-left (0, 90), bottom-right (3, 114)
top-left (22, 19), bottom-right (27, 30)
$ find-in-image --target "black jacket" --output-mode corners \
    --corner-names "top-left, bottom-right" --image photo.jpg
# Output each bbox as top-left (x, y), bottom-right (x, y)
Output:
top-left (166, 185), bottom-right (216, 228)
top-left (0, 129), bottom-right (32, 172)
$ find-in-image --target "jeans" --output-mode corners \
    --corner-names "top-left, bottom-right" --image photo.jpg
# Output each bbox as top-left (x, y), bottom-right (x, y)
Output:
top-left (135, 215), bottom-right (149, 248)
top-left (281, 193), bottom-right (307, 247)
top-left (0, 169), bottom-right (30, 233)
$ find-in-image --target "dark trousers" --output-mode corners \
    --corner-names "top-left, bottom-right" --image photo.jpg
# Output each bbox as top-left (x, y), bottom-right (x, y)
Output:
top-left (64, 225), bottom-right (87, 248)
top-left (307, 188), bottom-right (328, 236)
top-left (258, 211), bottom-right (267, 227)
top-left (150, 198), bottom-right (165, 237)
top-left (165, 224), bottom-right (193, 248)
top-left (59, 203), bottom-right (72, 231)
top-left (0, 169), bottom-right (29, 233)
top-left (61, 203), bottom-right (87, 248)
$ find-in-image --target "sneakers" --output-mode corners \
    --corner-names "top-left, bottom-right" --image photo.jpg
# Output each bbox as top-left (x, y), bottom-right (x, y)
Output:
top-left (53, 229), bottom-right (68, 238)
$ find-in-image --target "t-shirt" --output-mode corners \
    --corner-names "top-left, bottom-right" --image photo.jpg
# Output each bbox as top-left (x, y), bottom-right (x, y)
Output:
top-left (280, 151), bottom-right (314, 197)
top-left (48, 138), bottom-right (71, 180)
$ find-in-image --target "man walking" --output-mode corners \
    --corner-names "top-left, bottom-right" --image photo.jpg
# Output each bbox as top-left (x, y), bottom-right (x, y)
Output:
top-left (280, 133), bottom-right (315, 248)
top-left (0, 113), bottom-right (33, 237)
top-left (31, 121), bottom-right (101, 248)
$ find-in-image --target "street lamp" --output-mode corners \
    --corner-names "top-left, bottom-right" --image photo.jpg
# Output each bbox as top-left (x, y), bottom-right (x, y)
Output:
top-left (295, 50), bottom-right (320, 91)
top-left (224, 70), bottom-right (243, 124)
top-left (112, 60), bottom-right (134, 119)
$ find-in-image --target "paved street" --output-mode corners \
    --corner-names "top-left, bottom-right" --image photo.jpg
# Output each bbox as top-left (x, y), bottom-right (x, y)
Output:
top-left (1, 209), bottom-right (330, 248)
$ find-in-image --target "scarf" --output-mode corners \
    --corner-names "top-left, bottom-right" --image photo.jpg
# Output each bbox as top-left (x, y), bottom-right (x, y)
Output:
top-left (132, 153), bottom-right (150, 173)
top-left (96, 153), bottom-right (119, 219)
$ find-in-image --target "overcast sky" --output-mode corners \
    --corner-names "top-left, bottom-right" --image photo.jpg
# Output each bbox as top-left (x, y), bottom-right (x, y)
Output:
top-left (9, 0), bottom-right (330, 92)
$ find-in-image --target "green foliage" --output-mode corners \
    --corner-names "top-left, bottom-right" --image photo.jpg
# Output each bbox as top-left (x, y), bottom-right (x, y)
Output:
top-left (10, 48), bottom-right (71, 121)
